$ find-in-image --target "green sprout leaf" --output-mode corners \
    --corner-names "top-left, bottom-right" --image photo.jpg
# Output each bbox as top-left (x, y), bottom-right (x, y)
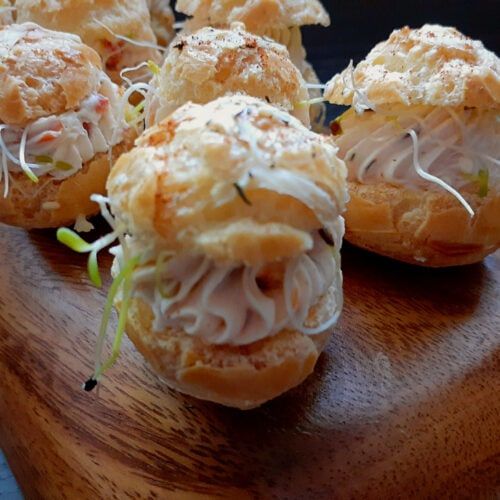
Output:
top-left (296, 97), bottom-right (326, 108)
top-left (87, 249), bottom-right (102, 288)
top-left (462, 168), bottom-right (489, 198)
top-left (125, 100), bottom-right (145, 125)
top-left (54, 161), bottom-right (73, 171)
top-left (124, 106), bottom-right (135, 124)
top-left (477, 168), bottom-right (489, 198)
top-left (135, 100), bottom-right (145, 113)
top-left (386, 115), bottom-right (404, 131)
top-left (93, 255), bottom-right (140, 381)
top-left (35, 155), bottom-right (53, 165)
top-left (147, 60), bottom-right (160, 76)
top-left (57, 228), bottom-right (92, 253)
top-left (57, 226), bottom-right (122, 289)
top-left (57, 228), bottom-right (103, 287)
top-left (23, 168), bottom-right (39, 184)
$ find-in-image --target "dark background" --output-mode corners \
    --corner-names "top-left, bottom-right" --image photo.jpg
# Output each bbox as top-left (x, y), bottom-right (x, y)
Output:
top-left (302, 0), bottom-right (499, 85)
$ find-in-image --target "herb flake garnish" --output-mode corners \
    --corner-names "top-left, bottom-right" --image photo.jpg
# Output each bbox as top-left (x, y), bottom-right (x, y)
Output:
top-left (233, 182), bottom-right (252, 206)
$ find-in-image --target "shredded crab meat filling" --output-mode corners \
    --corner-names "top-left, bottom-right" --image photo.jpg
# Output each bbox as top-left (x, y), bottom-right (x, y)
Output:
top-left (113, 224), bottom-right (342, 346)
top-left (0, 76), bottom-right (126, 192)
top-left (336, 105), bottom-right (499, 199)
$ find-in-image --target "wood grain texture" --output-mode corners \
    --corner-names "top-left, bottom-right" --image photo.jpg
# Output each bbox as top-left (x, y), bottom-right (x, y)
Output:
top-left (0, 223), bottom-right (499, 499)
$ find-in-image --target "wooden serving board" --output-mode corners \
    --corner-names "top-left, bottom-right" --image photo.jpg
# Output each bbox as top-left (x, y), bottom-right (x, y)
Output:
top-left (0, 223), bottom-right (498, 499)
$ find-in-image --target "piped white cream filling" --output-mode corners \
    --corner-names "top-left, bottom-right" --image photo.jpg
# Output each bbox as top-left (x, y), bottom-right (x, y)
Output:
top-left (113, 224), bottom-right (343, 346)
top-left (337, 106), bottom-right (499, 193)
top-left (0, 76), bottom-right (126, 188)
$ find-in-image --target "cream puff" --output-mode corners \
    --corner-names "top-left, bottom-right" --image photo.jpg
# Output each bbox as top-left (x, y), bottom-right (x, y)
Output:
top-left (144, 23), bottom-right (311, 127)
top-left (60, 95), bottom-right (347, 409)
top-left (147, 0), bottom-right (175, 47)
top-left (325, 25), bottom-right (500, 267)
top-left (15, 0), bottom-right (162, 84)
top-left (175, 0), bottom-right (331, 127)
top-left (0, 23), bottom-right (134, 229)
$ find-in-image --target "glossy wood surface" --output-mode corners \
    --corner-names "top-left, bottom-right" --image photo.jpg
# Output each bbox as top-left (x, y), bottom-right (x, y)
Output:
top-left (0, 223), bottom-right (498, 499)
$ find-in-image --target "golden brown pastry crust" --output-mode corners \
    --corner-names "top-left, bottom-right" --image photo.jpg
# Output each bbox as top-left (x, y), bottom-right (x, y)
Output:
top-left (121, 286), bottom-right (335, 409)
top-left (176, 3), bottom-right (327, 127)
top-left (0, 23), bottom-right (103, 126)
top-left (345, 181), bottom-right (500, 267)
top-left (15, 0), bottom-right (161, 83)
top-left (146, 23), bottom-right (310, 126)
top-left (0, 129), bottom-right (136, 229)
top-left (108, 96), bottom-right (347, 265)
top-left (325, 24), bottom-right (500, 110)
top-left (177, 0), bottom-right (330, 32)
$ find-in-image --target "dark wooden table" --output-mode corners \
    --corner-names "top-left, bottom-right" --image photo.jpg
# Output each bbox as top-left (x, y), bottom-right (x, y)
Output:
top-left (0, 224), bottom-right (498, 498)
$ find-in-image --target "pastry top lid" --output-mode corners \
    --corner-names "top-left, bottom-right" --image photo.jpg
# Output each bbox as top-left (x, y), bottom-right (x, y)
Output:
top-left (15, 0), bottom-right (161, 80)
top-left (149, 23), bottom-right (310, 125)
top-left (0, 22), bottom-right (103, 125)
top-left (108, 95), bottom-right (347, 265)
top-left (176, 0), bottom-right (330, 31)
top-left (325, 24), bottom-right (500, 110)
